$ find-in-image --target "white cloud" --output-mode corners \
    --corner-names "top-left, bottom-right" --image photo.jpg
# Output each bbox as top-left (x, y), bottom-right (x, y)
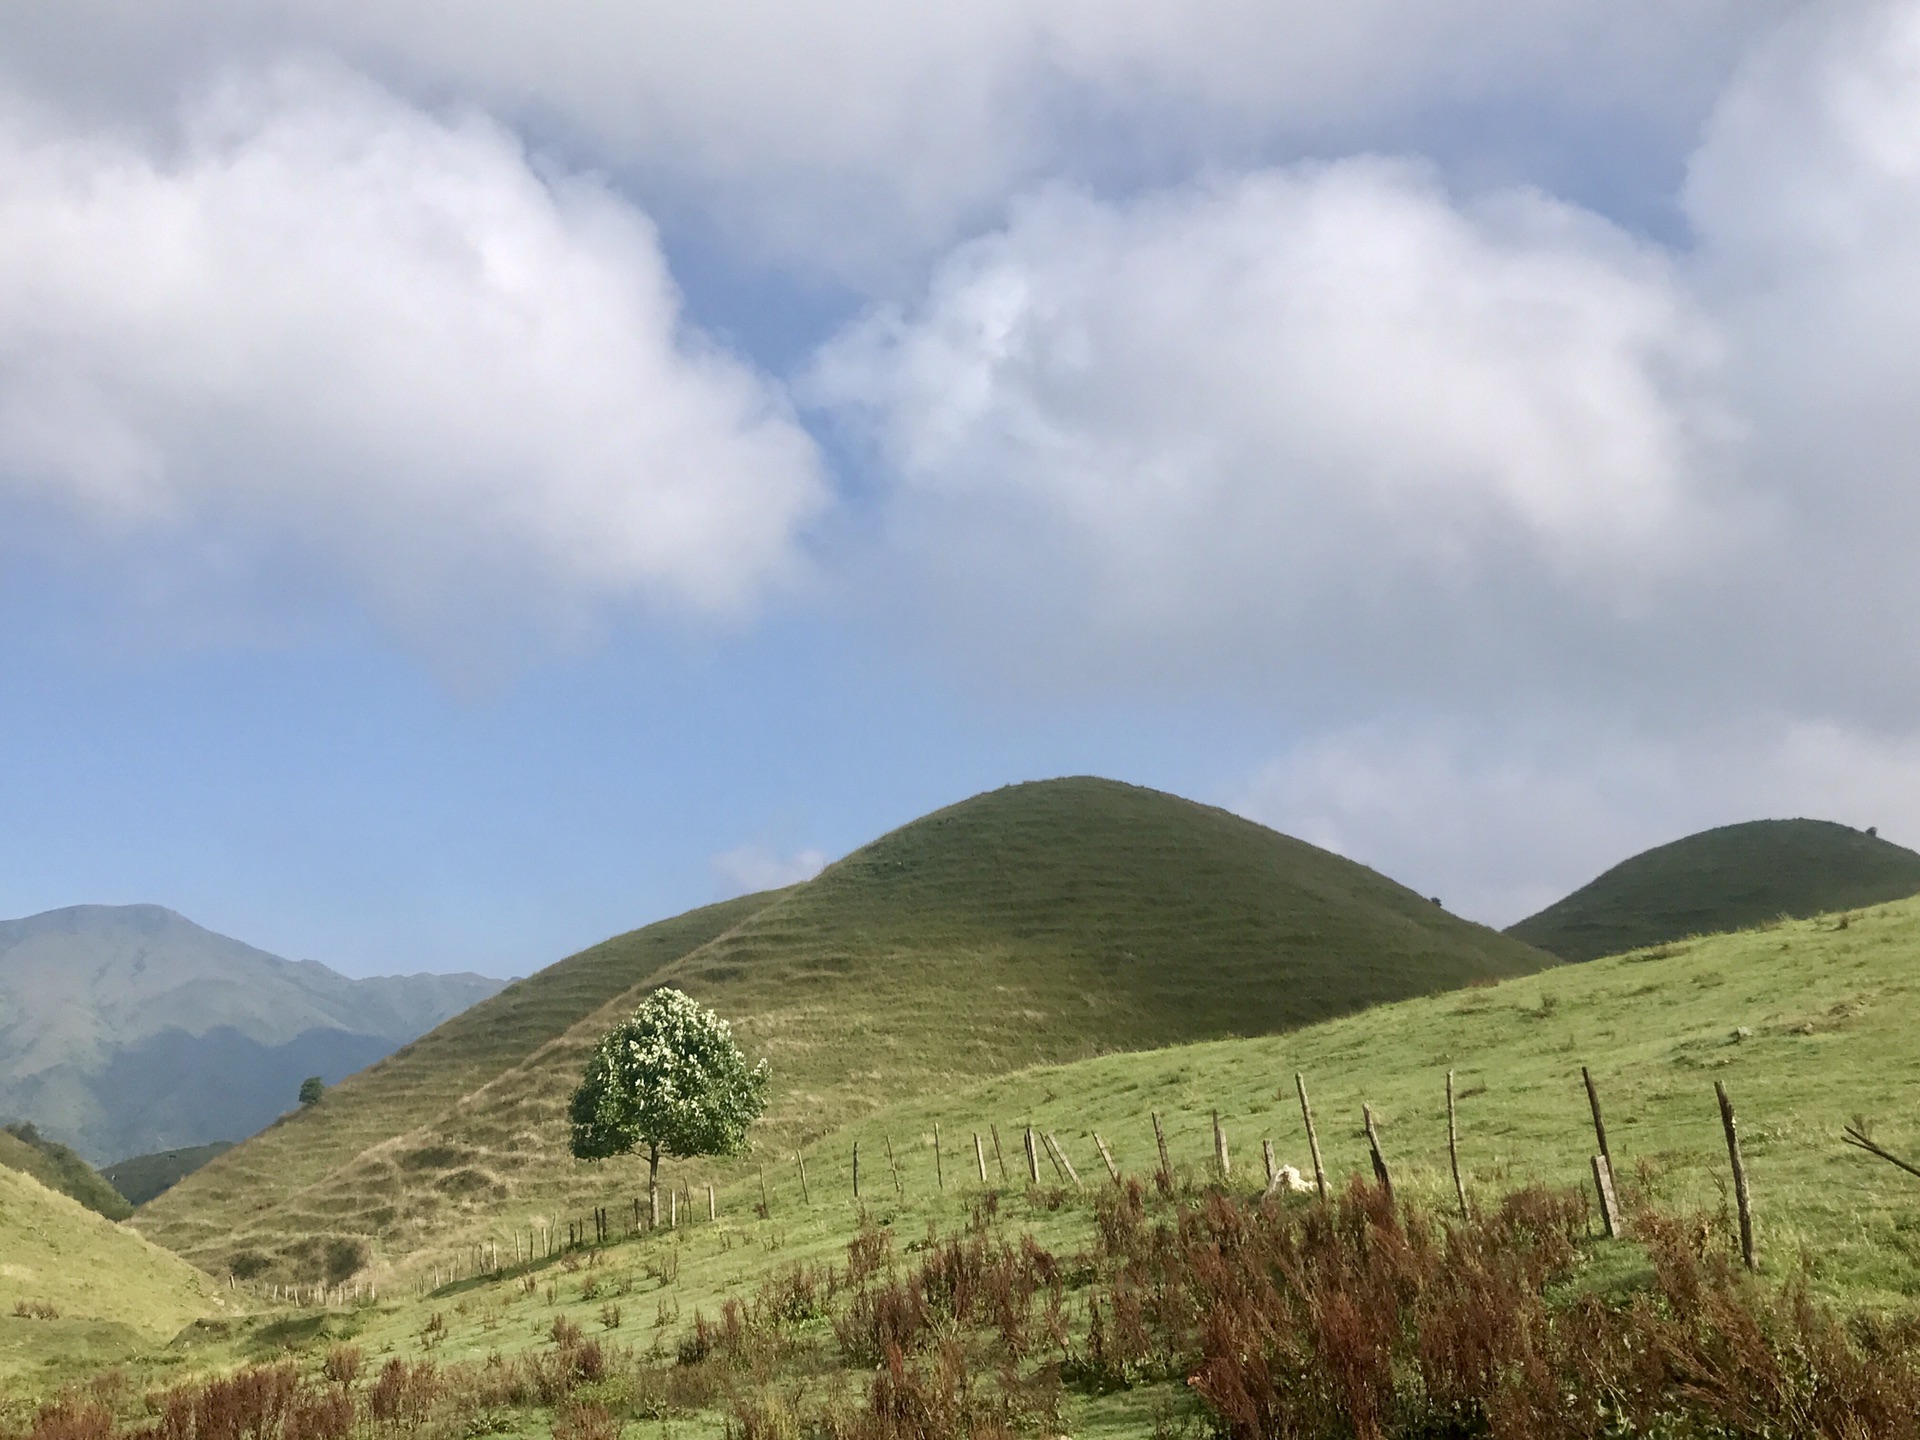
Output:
top-left (0, 1), bottom-right (1791, 279)
top-left (710, 844), bottom-right (827, 896)
top-left (812, 161), bottom-right (1724, 690)
top-left (0, 65), bottom-right (827, 640)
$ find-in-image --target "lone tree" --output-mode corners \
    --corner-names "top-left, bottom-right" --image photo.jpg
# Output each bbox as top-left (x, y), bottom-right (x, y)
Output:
top-left (568, 987), bottom-right (769, 1227)
top-left (298, 1076), bottom-right (326, 1107)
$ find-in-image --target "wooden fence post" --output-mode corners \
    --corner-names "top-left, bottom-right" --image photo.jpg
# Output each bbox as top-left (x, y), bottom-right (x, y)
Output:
top-left (1447, 1070), bottom-right (1469, 1220)
top-left (1583, 1066), bottom-right (1612, 1170)
top-left (1094, 1132), bottom-right (1121, 1184)
top-left (1262, 1139), bottom-right (1277, 1188)
top-left (759, 1164), bottom-right (771, 1216)
top-left (1151, 1111), bottom-right (1173, 1193)
top-left (974, 1132), bottom-right (988, 1184)
top-left (884, 1135), bottom-right (902, 1196)
top-left (990, 1124), bottom-right (1008, 1182)
top-left (1295, 1074), bottom-right (1327, 1201)
top-left (1023, 1126), bottom-right (1041, 1185)
top-left (1715, 1081), bottom-right (1757, 1271)
top-left (670, 1191), bottom-right (678, 1229)
top-left (934, 1122), bottom-right (944, 1190)
top-left (1213, 1110), bottom-right (1231, 1180)
top-left (708, 1183), bottom-right (716, 1221)
top-left (853, 1140), bottom-right (860, 1200)
top-left (1045, 1133), bottom-right (1082, 1188)
top-left (1039, 1129), bottom-right (1067, 1184)
top-left (1591, 1154), bottom-right (1622, 1239)
top-left (1363, 1104), bottom-right (1393, 1199)
top-left (797, 1151), bottom-right (811, 1204)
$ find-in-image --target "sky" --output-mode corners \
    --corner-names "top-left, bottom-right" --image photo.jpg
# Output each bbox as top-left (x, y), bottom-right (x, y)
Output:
top-left (4, 0), bottom-right (1920, 977)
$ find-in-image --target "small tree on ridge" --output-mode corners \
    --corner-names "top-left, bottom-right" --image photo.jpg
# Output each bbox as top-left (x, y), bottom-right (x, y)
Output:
top-left (567, 987), bottom-right (769, 1227)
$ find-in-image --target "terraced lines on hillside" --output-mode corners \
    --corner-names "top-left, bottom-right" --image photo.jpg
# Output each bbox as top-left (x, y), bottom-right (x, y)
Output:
top-left (150, 777), bottom-right (1552, 1284)
top-left (134, 890), bottom-right (784, 1262)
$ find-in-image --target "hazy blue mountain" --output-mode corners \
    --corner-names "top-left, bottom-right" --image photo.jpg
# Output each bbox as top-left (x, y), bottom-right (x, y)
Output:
top-left (0, 904), bottom-right (505, 1163)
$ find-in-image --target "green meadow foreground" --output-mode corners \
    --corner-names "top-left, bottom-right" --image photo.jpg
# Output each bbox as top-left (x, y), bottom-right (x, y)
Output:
top-left (5, 892), bottom-right (1920, 1436)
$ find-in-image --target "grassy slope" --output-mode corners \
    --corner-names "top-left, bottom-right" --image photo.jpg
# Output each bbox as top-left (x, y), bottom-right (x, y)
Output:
top-left (104, 1142), bottom-right (235, 1208)
top-left (137, 891), bottom-right (783, 1265)
top-left (63, 892), bottom-right (1920, 1430)
top-left (1509, 817), bottom-right (1920, 961)
top-left (0, 1124), bottom-right (131, 1221)
top-left (0, 1164), bottom-right (229, 1383)
top-left (139, 778), bottom-right (1549, 1283)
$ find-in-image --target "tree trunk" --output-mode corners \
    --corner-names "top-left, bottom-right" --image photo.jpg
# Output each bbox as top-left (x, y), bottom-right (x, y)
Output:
top-left (648, 1143), bottom-right (661, 1229)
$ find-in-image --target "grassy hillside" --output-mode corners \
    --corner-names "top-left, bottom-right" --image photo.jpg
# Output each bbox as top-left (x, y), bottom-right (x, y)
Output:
top-left (1509, 817), bottom-right (1920, 960)
top-left (48, 888), bottom-right (1917, 1435)
top-left (134, 889), bottom-right (789, 1269)
top-left (104, 1142), bottom-right (234, 1207)
top-left (0, 1163), bottom-right (227, 1383)
top-left (0, 1123), bottom-right (131, 1221)
top-left (138, 777), bottom-right (1549, 1285)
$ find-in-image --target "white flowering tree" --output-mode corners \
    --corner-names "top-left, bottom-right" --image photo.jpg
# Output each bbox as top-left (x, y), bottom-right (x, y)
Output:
top-left (568, 987), bottom-right (770, 1227)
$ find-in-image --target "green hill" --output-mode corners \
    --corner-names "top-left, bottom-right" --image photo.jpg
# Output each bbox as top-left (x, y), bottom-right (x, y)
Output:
top-left (0, 1123), bottom-right (131, 1221)
top-left (1507, 818), bottom-right (1920, 961)
top-left (103, 1142), bottom-right (234, 1207)
top-left (136, 777), bottom-right (1550, 1284)
top-left (0, 1162), bottom-right (227, 1383)
top-left (140, 886), bottom-right (1920, 1440)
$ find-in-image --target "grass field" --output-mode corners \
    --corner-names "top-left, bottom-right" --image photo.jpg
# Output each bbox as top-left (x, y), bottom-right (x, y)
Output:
top-left (0, 1164), bottom-right (230, 1386)
top-left (136, 778), bottom-right (1550, 1289)
top-left (5, 887), bottom-right (1920, 1437)
top-left (1508, 816), bottom-right (1920, 960)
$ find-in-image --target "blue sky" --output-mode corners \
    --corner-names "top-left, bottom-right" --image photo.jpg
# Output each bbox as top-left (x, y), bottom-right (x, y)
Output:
top-left (5, 1), bottom-right (1920, 976)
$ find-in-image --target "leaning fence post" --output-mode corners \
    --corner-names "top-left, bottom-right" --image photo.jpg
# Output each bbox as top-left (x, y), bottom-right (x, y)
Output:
top-left (1715, 1081), bottom-right (1757, 1271)
top-left (1045, 1133), bottom-right (1082, 1188)
top-left (1212, 1110), bottom-right (1231, 1180)
top-left (1023, 1126), bottom-right (1041, 1185)
top-left (1039, 1129), bottom-right (1067, 1184)
top-left (1151, 1110), bottom-right (1173, 1194)
top-left (1363, 1103), bottom-right (1394, 1199)
top-left (990, 1124), bottom-right (1008, 1182)
top-left (974, 1132), bottom-right (988, 1184)
top-left (1583, 1066), bottom-right (1612, 1170)
top-left (797, 1151), bottom-right (811, 1205)
top-left (759, 1164), bottom-right (770, 1216)
top-left (1447, 1070), bottom-right (1469, 1220)
top-left (934, 1121), bottom-right (944, 1190)
top-left (884, 1135), bottom-right (903, 1196)
top-left (1296, 1074), bottom-right (1328, 1201)
top-left (1094, 1132), bottom-right (1121, 1184)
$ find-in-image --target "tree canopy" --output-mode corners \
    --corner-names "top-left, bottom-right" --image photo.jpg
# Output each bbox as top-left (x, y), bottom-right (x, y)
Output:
top-left (568, 988), bottom-right (769, 1176)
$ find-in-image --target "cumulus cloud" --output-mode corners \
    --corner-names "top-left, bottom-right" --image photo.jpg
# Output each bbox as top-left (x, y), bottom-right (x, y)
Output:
top-left (0, 0), bottom-right (1789, 278)
top-left (710, 843), bottom-right (827, 896)
top-left (0, 65), bottom-right (827, 640)
top-left (812, 161), bottom-right (1725, 694)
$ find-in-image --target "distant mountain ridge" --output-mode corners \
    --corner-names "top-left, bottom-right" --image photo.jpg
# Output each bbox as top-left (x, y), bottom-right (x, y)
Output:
top-left (1505, 818), bottom-right (1920, 961)
top-left (0, 904), bottom-right (506, 1163)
